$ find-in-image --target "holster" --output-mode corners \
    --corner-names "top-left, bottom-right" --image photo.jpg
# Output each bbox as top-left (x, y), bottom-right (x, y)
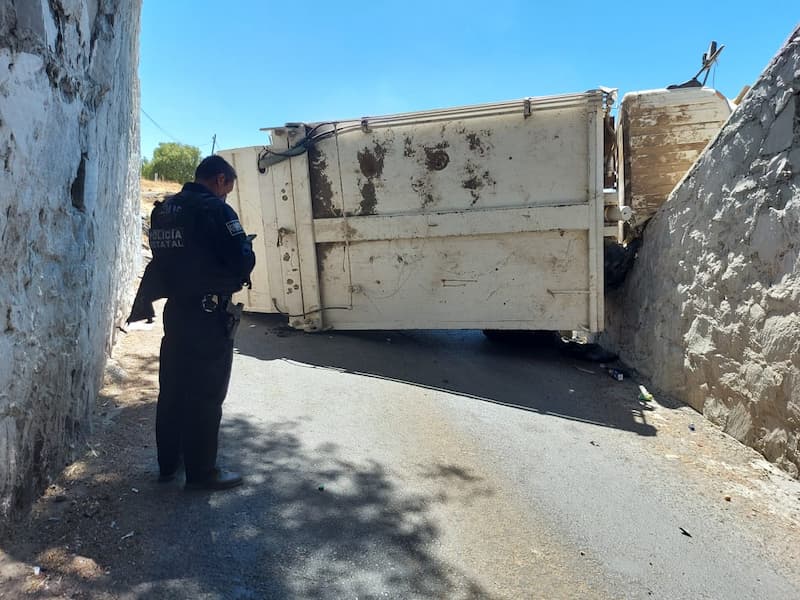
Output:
top-left (223, 300), bottom-right (244, 340)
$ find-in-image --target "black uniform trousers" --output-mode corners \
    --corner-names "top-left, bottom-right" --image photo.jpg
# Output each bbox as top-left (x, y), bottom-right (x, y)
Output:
top-left (156, 296), bottom-right (234, 483)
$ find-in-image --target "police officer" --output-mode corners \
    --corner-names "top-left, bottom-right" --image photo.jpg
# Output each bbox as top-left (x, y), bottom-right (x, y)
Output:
top-left (128, 155), bottom-right (255, 490)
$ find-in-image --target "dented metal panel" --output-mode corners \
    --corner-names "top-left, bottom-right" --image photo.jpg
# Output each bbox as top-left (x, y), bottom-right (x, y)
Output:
top-left (618, 87), bottom-right (731, 227)
top-left (222, 89), bottom-right (610, 332)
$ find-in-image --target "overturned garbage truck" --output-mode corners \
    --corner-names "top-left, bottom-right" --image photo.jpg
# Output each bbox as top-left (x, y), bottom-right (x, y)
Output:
top-left (219, 85), bottom-right (731, 333)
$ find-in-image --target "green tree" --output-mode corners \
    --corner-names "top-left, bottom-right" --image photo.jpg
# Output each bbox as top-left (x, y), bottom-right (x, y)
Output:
top-left (143, 142), bottom-right (201, 182)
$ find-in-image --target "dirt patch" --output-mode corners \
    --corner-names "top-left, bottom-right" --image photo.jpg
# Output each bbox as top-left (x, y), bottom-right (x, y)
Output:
top-left (356, 143), bottom-right (387, 179)
top-left (461, 162), bottom-right (496, 205)
top-left (0, 306), bottom-right (166, 599)
top-left (308, 146), bottom-right (341, 219)
top-left (411, 177), bottom-right (436, 209)
top-left (358, 180), bottom-right (378, 215)
top-left (423, 143), bottom-right (450, 171)
top-left (403, 136), bottom-right (416, 158)
top-left (466, 132), bottom-right (485, 155)
top-left (355, 142), bottom-right (389, 215)
top-left (139, 178), bottom-right (181, 215)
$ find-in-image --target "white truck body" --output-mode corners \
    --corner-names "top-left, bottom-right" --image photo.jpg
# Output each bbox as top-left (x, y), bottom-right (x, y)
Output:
top-left (219, 86), bottom-right (729, 332)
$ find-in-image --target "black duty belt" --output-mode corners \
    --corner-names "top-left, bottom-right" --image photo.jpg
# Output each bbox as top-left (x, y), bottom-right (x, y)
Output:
top-left (201, 294), bottom-right (232, 313)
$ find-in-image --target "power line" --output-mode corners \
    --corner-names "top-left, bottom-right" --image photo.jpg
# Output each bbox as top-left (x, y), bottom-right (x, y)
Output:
top-left (140, 108), bottom-right (217, 154)
top-left (140, 107), bottom-right (183, 144)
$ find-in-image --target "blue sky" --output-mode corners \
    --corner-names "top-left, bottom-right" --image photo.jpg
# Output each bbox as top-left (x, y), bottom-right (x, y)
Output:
top-left (139, 1), bottom-right (796, 161)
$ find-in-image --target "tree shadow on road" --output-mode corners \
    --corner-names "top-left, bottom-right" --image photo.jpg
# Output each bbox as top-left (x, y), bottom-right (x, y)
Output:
top-left (1, 406), bottom-right (501, 599)
top-left (235, 314), bottom-right (660, 438)
top-left (127, 416), bottom-right (498, 599)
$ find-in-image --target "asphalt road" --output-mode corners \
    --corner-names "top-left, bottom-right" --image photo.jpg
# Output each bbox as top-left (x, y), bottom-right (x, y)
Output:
top-left (126, 313), bottom-right (800, 600)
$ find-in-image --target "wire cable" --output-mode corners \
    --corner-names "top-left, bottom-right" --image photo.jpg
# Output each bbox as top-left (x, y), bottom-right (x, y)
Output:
top-left (140, 108), bottom-right (184, 144)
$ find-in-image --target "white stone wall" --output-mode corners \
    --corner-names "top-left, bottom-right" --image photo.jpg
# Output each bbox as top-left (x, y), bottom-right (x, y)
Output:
top-left (0, 0), bottom-right (141, 521)
top-left (604, 27), bottom-right (800, 476)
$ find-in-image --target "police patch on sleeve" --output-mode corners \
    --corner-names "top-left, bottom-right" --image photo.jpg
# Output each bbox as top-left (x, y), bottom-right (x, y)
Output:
top-left (226, 219), bottom-right (244, 236)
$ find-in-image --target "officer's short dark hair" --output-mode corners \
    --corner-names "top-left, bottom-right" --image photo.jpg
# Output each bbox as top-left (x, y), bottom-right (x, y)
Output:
top-left (195, 155), bottom-right (237, 183)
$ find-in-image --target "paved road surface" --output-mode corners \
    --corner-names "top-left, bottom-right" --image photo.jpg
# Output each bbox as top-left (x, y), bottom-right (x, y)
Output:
top-left (113, 313), bottom-right (800, 599)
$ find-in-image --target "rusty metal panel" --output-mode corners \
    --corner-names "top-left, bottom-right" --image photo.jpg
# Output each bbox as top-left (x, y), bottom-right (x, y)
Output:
top-left (619, 87), bottom-right (731, 226)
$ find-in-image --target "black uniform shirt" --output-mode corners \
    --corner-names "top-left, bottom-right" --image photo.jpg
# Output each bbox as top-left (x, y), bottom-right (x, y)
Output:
top-left (127, 182), bottom-right (255, 323)
top-left (149, 181), bottom-right (255, 298)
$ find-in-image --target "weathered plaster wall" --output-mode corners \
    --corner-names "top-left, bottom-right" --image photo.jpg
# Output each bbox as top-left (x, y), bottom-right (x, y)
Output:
top-left (604, 27), bottom-right (800, 476)
top-left (0, 0), bottom-right (141, 522)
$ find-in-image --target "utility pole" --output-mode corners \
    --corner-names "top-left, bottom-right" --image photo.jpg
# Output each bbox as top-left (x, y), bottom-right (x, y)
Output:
top-left (211, 134), bottom-right (216, 154)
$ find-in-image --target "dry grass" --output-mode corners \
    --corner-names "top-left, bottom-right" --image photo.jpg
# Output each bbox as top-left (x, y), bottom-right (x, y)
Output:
top-left (139, 178), bottom-right (182, 215)
top-left (139, 178), bottom-right (182, 195)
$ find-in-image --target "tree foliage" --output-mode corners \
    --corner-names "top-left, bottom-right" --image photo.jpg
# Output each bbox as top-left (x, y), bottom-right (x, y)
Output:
top-left (142, 142), bottom-right (201, 183)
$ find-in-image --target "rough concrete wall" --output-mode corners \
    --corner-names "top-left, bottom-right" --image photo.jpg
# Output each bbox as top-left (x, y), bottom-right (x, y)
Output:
top-left (0, 0), bottom-right (142, 522)
top-left (604, 26), bottom-right (800, 477)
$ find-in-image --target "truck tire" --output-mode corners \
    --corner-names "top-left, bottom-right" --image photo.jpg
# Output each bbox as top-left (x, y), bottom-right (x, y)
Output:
top-left (604, 238), bottom-right (640, 290)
